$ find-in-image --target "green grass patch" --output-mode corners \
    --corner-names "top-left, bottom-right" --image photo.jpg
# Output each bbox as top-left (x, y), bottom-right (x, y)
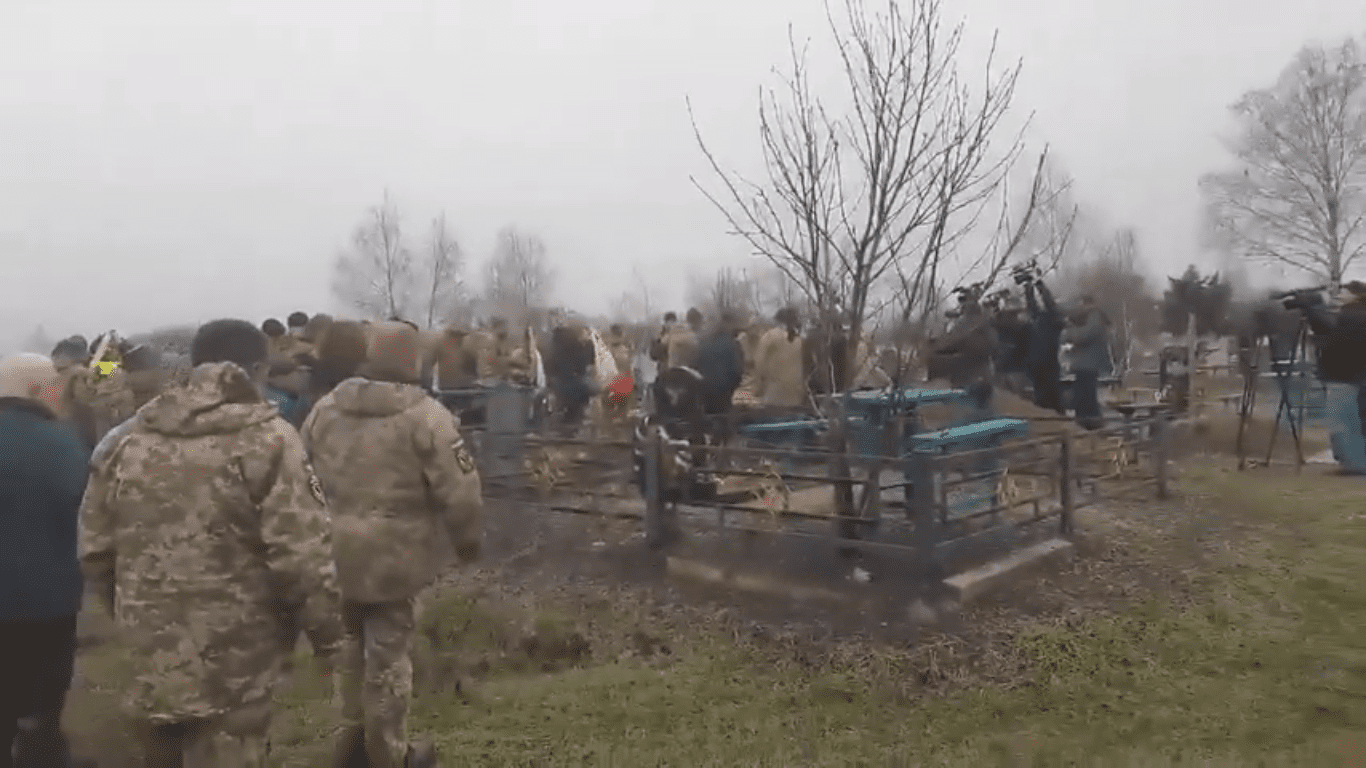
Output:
top-left (68, 461), bottom-right (1366, 765)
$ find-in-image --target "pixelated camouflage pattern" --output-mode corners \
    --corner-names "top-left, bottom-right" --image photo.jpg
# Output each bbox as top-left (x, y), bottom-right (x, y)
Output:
top-left (301, 377), bottom-right (483, 604)
top-left (133, 697), bottom-right (273, 767)
top-left (78, 361), bottom-right (344, 724)
top-left (337, 598), bottom-right (419, 768)
top-left (65, 365), bottom-right (137, 443)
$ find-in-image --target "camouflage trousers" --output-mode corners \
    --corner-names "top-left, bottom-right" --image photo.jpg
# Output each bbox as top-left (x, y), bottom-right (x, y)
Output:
top-left (132, 699), bottom-right (271, 768)
top-left (337, 597), bottom-right (420, 768)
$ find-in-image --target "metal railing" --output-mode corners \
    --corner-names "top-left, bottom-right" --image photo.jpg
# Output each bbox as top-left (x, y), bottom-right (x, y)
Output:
top-left (456, 383), bottom-right (1173, 581)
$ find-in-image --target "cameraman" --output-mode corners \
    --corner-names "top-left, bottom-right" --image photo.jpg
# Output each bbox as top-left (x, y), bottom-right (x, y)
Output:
top-left (1019, 267), bottom-right (1065, 413)
top-left (929, 289), bottom-right (996, 414)
top-left (1290, 283), bottom-right (1366, 475)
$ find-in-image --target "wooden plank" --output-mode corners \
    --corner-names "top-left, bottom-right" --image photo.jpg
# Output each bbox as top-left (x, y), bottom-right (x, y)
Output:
top-left (664, 556), bottom-right (850, 605)
top-left (942, 537), bottom-right (1074, 604)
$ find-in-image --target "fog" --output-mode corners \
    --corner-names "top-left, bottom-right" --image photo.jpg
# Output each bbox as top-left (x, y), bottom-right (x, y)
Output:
top-left (1, 0), bottom-right (1361, 350)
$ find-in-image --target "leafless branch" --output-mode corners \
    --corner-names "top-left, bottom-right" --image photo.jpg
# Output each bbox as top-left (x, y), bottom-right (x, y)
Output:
top-left (1201, 38), bottom-right (1366, 287)
top-left (690, 0), bottom-right (1026, 389)
top-left (331, 190), bottom-right (414, 320)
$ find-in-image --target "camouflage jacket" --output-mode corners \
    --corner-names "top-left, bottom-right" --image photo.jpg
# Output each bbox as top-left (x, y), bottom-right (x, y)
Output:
top-left (301, 377), bottom-right (483, 603)
top-left (79, 362), bottom-right (344, 724)
top-left (63, 366), bottom-right (136, 447)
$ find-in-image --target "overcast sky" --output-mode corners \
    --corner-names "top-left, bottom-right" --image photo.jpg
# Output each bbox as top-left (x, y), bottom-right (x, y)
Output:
top-left (1, 0), bottom-right (1361, 346)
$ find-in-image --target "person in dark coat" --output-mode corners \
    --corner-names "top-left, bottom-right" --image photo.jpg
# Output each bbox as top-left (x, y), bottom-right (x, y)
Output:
top-left (546, 324), bottom-right (596, 433)
top-left (991, 305), bottom-right (1031, 396)
top-left (694, 312), bottom-right (746, 416)
top-left (693, 312), bottom-right (746, 450)
top-left (1298, 284), bottom-right (1366, 474)
top-left (1063, 295), bottom-right (1113, 430)
top-left (0, 354), bottom-right (96, 767)
top-left (1023, 275), bottom-right (1065, 413)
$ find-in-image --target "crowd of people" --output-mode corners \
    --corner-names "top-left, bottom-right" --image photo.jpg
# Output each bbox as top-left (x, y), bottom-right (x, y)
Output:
top-left (2, 317), bottom-right (481, 767)
top-left (0, 287), bottom-right (1124, 767)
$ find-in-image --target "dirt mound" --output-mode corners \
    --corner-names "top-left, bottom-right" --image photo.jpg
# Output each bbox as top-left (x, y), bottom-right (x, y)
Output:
top-left (909, 380), bottom-right (1078, 439)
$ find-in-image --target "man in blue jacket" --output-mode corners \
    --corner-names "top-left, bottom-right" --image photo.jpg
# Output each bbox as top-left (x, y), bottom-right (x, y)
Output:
top-left (0, 354), bottom-right (96, 768)
top-left (263, 359), bottom-right (312, 429)
top-left (693, 312), bottom-right (746, 450)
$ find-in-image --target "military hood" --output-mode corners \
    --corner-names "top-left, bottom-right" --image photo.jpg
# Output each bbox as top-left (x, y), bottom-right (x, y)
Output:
top-left (137, 362), bottom-right (278, 437)
top-left (327, 376), bottom-right (428, 418)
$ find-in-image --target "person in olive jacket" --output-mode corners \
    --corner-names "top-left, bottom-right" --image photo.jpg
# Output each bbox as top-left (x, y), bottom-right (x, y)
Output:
top-left (0, 353), bottom-right (96, 768)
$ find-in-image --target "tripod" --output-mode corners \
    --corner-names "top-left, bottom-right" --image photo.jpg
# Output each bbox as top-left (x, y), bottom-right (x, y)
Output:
top-left (1236, 318), bottom-right (1313, 470)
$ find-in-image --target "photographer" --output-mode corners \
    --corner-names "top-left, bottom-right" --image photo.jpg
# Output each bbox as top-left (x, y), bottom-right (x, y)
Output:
top-left (929, 287), bottom-right (996, 414)
top-left (1018, 265), bottom-right (1066, 413)
top-left (1285, 283), bottom-right (1366, 475)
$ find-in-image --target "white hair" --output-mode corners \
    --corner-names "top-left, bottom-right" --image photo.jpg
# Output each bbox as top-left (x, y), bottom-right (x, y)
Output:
top-left (0, 353), bottom-right (61, 400)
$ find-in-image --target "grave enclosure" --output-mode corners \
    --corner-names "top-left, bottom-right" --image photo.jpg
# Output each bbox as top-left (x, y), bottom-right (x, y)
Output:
top-left (447, 383), bottom-right (1173, 606)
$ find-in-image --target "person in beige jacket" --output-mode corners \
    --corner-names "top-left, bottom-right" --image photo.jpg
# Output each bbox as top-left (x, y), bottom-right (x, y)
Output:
top-left (851, 335), bottom-right (892, 389)
top-left (754, 308), bottom-right (808, 408)
top-left (301, 322), bottom-right (481, 768)
top-left (665, 308), bottom-right (703, 370)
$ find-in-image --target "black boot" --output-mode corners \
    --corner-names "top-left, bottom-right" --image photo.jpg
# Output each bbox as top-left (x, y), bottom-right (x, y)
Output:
top-left (330, 726), bottom-right (369, 768)
top-left (404, 741), bottom-right (437, 768)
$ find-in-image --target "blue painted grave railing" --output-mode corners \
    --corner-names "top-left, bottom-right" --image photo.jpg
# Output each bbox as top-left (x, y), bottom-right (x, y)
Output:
top-left (905, 418), bottom-right (1031, 521)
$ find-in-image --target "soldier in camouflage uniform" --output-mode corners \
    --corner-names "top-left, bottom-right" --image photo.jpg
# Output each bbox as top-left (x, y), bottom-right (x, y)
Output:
top-left (78, 319), bottom-right (344, 767)
top-left (51, 337), bottom-right (99, 449)
top-left (302, 322), bottom-right (482, 768)
top-left (61, 336), bottom-right (138, 447)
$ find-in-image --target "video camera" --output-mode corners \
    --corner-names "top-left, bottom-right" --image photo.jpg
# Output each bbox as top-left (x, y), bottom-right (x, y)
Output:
top-left (981, 288), bottom-right (1011, 314)
top-left (1274, 286), bottom-right (1327, 312)
top-left (1011, 259), bottom-right (1040, 286)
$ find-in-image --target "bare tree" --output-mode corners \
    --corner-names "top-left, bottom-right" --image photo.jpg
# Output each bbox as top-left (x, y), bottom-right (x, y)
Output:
top-left (483, 226), bottom-right (556, 323)
top-left (1200, 38), bottom-right (1366, 290)
top-left (691, 0), bottom-right (1025, 390)
top-left (22, 324), bottom-right (53, 354)
top-left (1054, 227), bottom-right (1160, 379)
top-left (332, 191), bottom-right (414, 320)
top-left (751, 264), bottom-right (805, 317)
top-left (906, 147), bottom-right (1076, 338)
top-left (416, 213), bottom-right (466, 328)
top-left (614, 263), bottom-right (659, 322)
top-left (685, 267), bottom-right (763, 323)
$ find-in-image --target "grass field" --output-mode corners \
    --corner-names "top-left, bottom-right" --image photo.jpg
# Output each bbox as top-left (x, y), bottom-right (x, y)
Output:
top-left (66, 448), bottom-right (1366, 766)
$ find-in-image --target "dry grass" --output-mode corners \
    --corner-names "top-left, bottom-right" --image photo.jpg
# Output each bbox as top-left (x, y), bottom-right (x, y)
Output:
top-left (62, 420), bottom-right (1366, 765)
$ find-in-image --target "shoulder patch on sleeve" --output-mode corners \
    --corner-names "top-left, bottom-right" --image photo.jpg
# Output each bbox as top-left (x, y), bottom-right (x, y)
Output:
top-left (453, 439), bottom-right (476, 474)
top-left (307, 469), bottom-right (327, 505)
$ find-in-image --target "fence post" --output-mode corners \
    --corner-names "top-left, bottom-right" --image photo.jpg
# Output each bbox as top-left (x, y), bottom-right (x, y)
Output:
top-left (1059, 433), bottom-right (1074, 536)
top-left (1154, 414), bottom-right (1170, 499)
top-left (643, 428), bottom-right (665, 549)
top-left (830, 398), bottom-right (858, 542)
top-left (485, 384), bottom-right (528, 497)
top-left (910, 452), bottom-right (941, 582)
